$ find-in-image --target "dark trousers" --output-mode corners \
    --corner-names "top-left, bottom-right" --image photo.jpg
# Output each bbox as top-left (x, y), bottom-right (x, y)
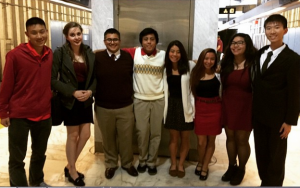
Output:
top-left (8, 118), bottom-right (52, 186)
top-left (217, 51), bottom-right (222, 63)
top-left (253, 120), bottom-right (287, 186)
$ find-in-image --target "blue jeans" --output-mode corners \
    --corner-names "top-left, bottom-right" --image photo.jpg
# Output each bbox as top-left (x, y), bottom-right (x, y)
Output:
top-left (8, 118), bottom-right (52, 186)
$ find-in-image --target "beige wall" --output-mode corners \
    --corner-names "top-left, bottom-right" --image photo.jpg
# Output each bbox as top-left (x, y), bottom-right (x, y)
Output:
top-left (0, 0), bottom-right (91, 80)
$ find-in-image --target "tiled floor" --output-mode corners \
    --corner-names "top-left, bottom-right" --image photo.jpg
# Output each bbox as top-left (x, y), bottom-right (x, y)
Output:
top-left (0, 118), bottom-right (300, 187)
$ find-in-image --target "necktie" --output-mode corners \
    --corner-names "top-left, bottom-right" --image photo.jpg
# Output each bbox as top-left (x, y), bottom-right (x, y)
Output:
top-left (111, 54), bottom-right (115, 61)
top-left (262, 51), bottom-right (273, 74)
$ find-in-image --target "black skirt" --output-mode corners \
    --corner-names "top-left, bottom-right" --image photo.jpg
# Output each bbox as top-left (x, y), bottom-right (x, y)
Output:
top-left (62, 82), bottom-right (93, 126)
top-left (164, 97), bottom-right (194, 131)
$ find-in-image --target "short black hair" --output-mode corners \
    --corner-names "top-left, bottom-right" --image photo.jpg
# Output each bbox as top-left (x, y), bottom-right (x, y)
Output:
top-left (264, 14), bottom-right (287, 29)
top-left (104, 28), bottom-right (121, 39)
top-left (139, 28), bottom-right (159, 44)
top-left (26, 17), bottom-right (46, 30)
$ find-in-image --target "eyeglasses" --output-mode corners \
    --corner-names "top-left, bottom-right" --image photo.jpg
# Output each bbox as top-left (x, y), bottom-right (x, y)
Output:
top-left (231, 41), bottom-right (245, 46)
top-left (105, 38), bottom-right (120, 43)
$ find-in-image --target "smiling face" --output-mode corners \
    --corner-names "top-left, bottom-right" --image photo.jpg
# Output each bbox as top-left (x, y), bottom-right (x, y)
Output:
top-left (169, 45), bottom-right (181, 64)
top-left (142, 34), bottom-right (156, 55)
top-left (203, 52), bottom-right (216, 70)
top-left (104, 33), bottom-right (120, 54)
top-left (265, 22), bottom-right (287, 45)
top-left (66, 27), bottom-right (83, 48)
top-left (230, 36), bottom-right (246, 57)
top-left (25, 24), bottom-right (48, 50)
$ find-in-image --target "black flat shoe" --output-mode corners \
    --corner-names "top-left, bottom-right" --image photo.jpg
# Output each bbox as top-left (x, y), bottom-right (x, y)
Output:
top-left (68, 175), bottom-right (85, 186)
top-left (230, 167), bottom-right (245, 185)
top-left (195, 163), bottom-right (202, 176)
top-left (221, 163), bottom-right (238, 182)
top-left (64, 167), bottom-right (85, 179)
top-left (199, 169), bottom-right (209, 181)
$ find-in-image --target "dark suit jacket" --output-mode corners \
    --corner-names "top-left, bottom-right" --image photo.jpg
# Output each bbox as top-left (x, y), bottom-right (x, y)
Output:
top-left (253, 45), bottom-right (300, 129)
top-left (51, 44), bottom-right (96, 110)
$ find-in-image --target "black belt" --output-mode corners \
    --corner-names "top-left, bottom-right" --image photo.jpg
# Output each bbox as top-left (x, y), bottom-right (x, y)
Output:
top-left (198, 98), bottom-right (221, 103)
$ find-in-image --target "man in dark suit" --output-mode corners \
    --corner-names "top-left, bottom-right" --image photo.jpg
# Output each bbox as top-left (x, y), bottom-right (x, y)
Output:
top-left (253, 14), bottom-right (300, 186)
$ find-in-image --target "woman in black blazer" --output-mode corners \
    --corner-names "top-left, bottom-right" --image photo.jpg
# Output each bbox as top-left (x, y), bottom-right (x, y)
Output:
top-left (51, 22), bottom-right (96, 186)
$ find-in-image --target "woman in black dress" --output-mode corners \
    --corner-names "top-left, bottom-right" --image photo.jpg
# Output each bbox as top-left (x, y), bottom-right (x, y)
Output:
top-left (164, 40), bottom-right (195, 178)
top-left (51, 22), bottom-right (96, 186)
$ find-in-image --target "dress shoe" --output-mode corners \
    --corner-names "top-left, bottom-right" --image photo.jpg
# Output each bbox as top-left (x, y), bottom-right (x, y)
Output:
top-left (122, 166), bottom-right (138, 177)
top-left (177, 168), bottom-right (185, 178)
top-left (221, 163), bottom-right (238, 181)
top-left (137, 164), bottom-right (147, 173)
top-left (169, 166), bottom-right (177, 177)
top-left (199, 169), bottom-right (209, 181)
top-left (195, 162), bottom-right (202, 176)
top-left (230, 167), bottom-right (245, 185)
top-left (64, 167), bottom-right (85, 179)
top-left (105, 167), bottom-right (118, 179)
top-left (147, 166), bottom-right (157, 175)
top-left (68, 175), bottom-right (85, 186)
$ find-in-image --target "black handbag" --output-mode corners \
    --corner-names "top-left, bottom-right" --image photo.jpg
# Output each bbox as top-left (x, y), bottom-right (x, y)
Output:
top-left (51, 48), bottom-right (63, 126)
top-left (51, 92), bottom-right (63, 126)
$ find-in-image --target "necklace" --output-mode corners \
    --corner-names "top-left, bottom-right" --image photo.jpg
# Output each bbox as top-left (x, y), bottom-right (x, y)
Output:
top-left (74, 55), bottom-right (84, 63)
top-left (234, 60), bottom-right (246, 70)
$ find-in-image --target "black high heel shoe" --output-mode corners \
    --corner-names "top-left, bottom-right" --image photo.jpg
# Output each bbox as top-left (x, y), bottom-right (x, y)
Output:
top-left (64, 167), bottom-right (85, 179)
top-left (199, 169), bottom-right (209, 181)
top-left (68, 175), bottom-right (85, 186)
top-left (194, 163), bottom-right (202, 176)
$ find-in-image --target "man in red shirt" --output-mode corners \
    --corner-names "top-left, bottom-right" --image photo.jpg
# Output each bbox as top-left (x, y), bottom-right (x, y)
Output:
top-left (0, 17), bottom-right (52, 186)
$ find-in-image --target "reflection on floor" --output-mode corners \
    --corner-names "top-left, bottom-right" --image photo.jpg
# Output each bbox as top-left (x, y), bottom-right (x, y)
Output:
top-left (0, 118), bottom-right (300, 187)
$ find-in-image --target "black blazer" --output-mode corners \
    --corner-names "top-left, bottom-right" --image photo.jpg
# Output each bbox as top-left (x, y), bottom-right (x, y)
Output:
top-left (252, 45), bottom-right (300, 128)
top-left (51, 44), bottom-right (96, 110)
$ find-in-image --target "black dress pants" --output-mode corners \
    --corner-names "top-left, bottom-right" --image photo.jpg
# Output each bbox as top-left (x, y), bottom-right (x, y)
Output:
top-left (8, 118), bottom-right (52, 186)
top-left (253, 120), bottom-right (287, 186)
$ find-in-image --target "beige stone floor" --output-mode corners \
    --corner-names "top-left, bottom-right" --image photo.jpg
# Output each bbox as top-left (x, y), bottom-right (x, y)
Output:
top-left (0, 118), bottom-right (300, 187)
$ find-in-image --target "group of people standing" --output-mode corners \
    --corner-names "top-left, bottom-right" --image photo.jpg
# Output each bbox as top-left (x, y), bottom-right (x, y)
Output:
top-left (0, 13), bottom-right (299, 187)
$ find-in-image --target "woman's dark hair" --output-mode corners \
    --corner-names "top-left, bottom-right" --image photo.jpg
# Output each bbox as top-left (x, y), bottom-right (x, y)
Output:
top-left (139, 28), bottom-right (159, 44)
top-left (165, 40), bottom-right (189, 76)
top-left (190, 48), bottom-right (217, 97)
top-left (220, 33), bottom-right (257, 84)
top-left (63, 22), bottom-right (86, 62)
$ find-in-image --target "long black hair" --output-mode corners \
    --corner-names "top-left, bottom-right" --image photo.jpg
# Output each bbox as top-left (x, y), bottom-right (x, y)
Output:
top-left (220, 33), bottom-right (257, 83)
top-left (165, 40), bottom-right (189, 76)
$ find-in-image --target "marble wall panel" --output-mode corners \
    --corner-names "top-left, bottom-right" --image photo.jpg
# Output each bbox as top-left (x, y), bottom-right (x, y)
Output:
top-left (92, 0), bottom-right (114, 51)
top-left (193, 0), bottom-right (220, 60)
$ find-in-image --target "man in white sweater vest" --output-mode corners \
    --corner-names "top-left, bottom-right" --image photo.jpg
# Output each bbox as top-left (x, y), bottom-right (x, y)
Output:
top-left (124, 28), bottom-right (165, 175)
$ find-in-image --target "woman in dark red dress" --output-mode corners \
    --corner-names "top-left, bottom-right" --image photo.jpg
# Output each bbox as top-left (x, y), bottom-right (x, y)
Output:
top-left (190, 48), bottom-right (222, 181)
top-left (220, 33), bottom-right (257, 185)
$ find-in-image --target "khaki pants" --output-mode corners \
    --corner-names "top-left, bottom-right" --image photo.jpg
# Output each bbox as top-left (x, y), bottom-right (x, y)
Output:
top-left (95, 104), bottom-right (134, 168)
top-left (134, 97), bottom-right (164, 167)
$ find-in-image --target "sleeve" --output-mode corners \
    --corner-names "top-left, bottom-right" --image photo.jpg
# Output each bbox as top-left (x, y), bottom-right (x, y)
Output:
top-left (122, 48), bottom-right (136, 59)
top-left (51, 48), bottom-right (76, 97)
top-left (87, 56), bottom-right (97, 95)
top-left (0, 53), bottom-right (15, 118)
top-left (285, 54), bottom-right (300, 125)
